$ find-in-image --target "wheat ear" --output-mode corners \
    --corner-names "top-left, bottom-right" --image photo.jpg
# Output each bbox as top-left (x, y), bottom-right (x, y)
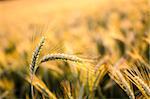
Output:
top-left (124, 70), bottom-right (150, 98)
top-left (134, 76), bottom-right (150, 97)
top-left (30, 37), bottom-right (45, 99)
top-left (40, 53), bottom-right (84, 63)
top-left (106, 64), bottom-right (135, 99)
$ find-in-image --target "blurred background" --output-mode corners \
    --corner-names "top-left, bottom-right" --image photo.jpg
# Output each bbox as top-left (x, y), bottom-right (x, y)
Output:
top-left (0, 0), bottom-right (149, 98)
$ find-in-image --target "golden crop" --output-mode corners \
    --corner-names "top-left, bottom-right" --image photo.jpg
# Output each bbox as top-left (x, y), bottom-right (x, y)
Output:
top-left (0, 0), bottom-right (149, 99)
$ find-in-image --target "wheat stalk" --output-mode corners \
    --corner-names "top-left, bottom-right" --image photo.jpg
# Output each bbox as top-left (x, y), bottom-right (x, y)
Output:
top-left (30, 36), bottom-right (45, 99)
top-left (29, 36), bottom-right (86, 99)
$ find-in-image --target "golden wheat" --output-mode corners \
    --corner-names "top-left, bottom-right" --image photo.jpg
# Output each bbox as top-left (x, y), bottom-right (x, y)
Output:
top-left (106, 64), bottom-right (135, 99)
top-left (40, 53), bottom-right (84, 63)
top-left (124, 69), bottom-right (150, 98)
top-left (29, 36), bottom-right (45, 99)
top-left (30, 37), bottom-right (45, 74)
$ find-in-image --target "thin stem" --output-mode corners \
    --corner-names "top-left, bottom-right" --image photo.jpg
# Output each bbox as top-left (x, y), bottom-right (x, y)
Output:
top-left (31, 74), bottom-right (34, 99)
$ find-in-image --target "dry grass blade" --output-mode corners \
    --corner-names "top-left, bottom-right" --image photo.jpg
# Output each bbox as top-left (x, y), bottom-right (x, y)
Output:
top-left (106, 64), bottom-right (135, 99)
top-left (26, 75), bottom-right (57, 99)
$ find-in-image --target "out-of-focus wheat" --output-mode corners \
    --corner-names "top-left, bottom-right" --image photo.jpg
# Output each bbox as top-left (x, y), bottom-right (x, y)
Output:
top-left (26, 75), bottom-right (57, 99)
top-left (123, 61), bottom-right (150, 98)
top-left (106, 64), bottom-right (135, 99)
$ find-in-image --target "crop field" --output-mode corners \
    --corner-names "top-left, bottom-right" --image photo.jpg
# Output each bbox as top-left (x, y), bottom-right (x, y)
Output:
top-left (0, 0), bottom-right (149, 99)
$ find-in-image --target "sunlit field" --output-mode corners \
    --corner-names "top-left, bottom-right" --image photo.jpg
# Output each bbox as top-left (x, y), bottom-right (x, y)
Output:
top-left (0, 0), bottom-right (149, 99)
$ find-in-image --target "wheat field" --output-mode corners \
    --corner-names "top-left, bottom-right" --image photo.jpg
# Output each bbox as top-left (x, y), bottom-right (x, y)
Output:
top-left (0, 0), bottom-right (149, 99)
